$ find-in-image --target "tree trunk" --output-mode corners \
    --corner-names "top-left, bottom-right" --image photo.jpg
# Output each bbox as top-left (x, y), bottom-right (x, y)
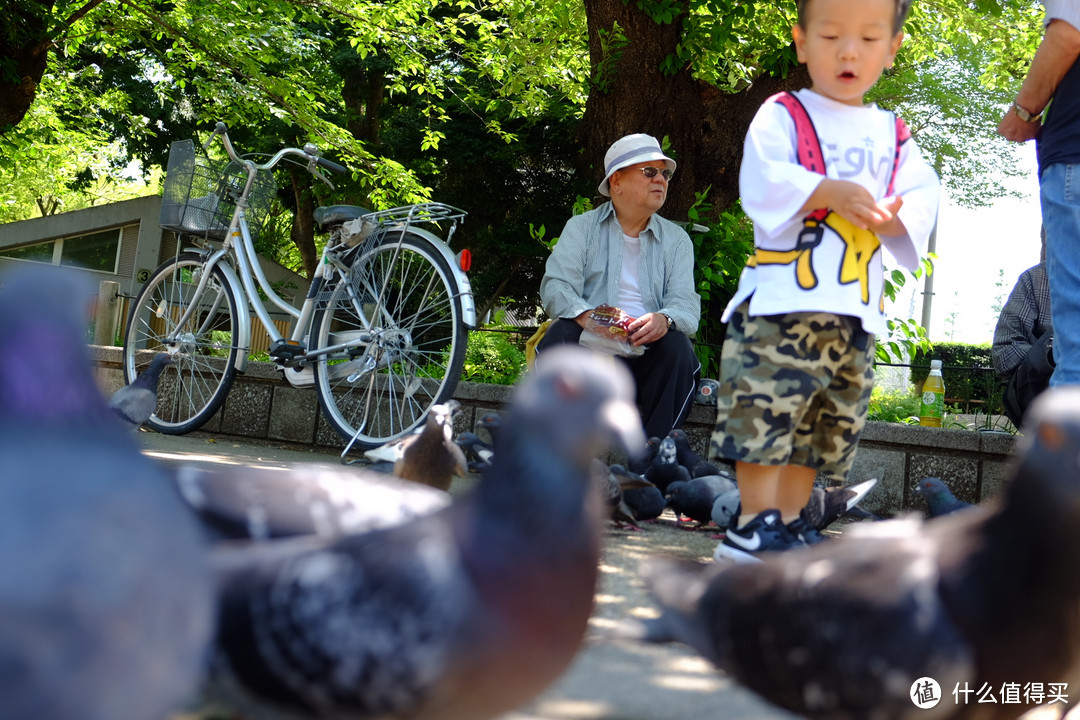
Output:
top-left (0, 2), bottom-right (55, 134)
top-left (581, 0), bottom-right (809, 220)
top-left (289, 170), bottom-right (318, 280)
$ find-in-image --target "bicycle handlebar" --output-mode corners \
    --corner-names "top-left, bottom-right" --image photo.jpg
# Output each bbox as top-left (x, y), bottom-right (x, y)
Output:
top-left (207, 121), bottom-right (348, 175)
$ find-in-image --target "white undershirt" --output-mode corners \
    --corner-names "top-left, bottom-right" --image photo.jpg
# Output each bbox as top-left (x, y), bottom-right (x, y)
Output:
top-left (617, 234), bottom-right (647, 318)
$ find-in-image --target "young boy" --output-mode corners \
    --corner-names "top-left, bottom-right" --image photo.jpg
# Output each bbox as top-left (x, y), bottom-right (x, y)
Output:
top-left (712, 0), bottom-right (940, 562)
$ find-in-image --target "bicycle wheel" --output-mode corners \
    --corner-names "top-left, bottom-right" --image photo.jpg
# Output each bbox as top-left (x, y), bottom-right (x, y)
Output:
top-left (122, 251), bottom-right (241, 434)
top-left (312, 231), bottom-right (468, 450)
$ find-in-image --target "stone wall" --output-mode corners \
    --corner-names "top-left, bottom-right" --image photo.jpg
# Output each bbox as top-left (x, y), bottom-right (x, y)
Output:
top-left (93, 346), bottom-right (1017, 517)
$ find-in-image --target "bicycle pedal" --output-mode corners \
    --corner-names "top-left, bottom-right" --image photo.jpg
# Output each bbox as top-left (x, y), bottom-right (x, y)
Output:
top-left (269, 338), bottom-right (306, 361)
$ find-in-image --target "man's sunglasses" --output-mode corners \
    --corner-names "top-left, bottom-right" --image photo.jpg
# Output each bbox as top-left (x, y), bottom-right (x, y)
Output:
top-left (633, 166), bottom-right (673, 180)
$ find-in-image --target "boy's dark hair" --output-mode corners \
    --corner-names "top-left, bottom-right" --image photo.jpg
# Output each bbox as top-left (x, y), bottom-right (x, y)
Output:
top-left (796, 0), bottom-right (913, 35)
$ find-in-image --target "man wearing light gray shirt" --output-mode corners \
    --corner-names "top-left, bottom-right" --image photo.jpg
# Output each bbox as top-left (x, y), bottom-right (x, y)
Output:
top-left (537, 134), bottom-right (701, 446)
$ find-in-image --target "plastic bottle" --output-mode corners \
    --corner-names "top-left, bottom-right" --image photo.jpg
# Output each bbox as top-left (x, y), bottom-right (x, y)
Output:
top-left (919, 360), bottom-right (946, 427)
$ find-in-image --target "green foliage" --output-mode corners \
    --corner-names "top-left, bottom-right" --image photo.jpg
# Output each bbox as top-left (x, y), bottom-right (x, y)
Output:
top-left (460, 329), bottom-right (526, 385)
top-left (911, 341), bottom-right (1002, 414)
top-left (684, 191), bottom-right (754, 378)
top-left (866, 386), bottom-right (922, 424)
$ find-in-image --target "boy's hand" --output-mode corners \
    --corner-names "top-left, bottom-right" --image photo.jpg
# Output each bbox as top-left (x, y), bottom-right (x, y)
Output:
top-left (802, 180), bottom-right (906, 235)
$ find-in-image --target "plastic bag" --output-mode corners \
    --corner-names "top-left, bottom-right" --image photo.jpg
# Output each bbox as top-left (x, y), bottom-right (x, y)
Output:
top-left (579, 305), bottom-right (645, 358)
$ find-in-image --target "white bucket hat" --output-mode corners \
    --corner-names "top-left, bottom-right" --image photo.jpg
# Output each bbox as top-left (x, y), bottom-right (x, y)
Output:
top-left (597, 133), bottom-right (676, 197)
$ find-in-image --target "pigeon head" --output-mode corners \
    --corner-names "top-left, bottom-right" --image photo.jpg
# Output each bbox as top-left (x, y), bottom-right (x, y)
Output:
top-left (657, 436), bottom-right (678, 464)
top-left (0, 265), bottom-right (112, 427)
top-left (1010, 387), bottom-right (1080, 514)
top-left (517, 346), bottom-right (644, 464)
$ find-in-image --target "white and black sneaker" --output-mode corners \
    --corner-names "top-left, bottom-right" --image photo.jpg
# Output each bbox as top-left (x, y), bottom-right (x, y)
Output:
top-left (714, 509), bottom-right (805, 563)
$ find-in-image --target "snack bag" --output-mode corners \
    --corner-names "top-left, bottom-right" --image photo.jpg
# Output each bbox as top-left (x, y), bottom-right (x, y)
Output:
top-left (579, 304), bottom-right (645, 357)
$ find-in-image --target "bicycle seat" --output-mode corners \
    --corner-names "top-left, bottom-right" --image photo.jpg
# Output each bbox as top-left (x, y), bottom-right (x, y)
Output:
top-left (314, 205), bottom-right (371, 228)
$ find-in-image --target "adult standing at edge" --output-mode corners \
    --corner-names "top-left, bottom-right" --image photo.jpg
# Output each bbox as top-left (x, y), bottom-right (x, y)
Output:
top-left (998, 3), bottom-right (1080, 387)
top-left (536, 134), bottom-right (701, 447)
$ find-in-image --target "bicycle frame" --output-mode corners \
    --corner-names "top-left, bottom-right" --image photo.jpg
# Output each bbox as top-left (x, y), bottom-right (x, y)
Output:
top-left (165, 188), bottom-right (476, 378)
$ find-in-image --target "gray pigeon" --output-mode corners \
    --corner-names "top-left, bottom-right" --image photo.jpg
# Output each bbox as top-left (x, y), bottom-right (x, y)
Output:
top-left (665, 473), bottom-right (738, 526)
top-left (173, 462), bottom-right (452, 541)
top-left (619, 386), bottom-right (1080, 720)
top-left (0, 265), bottom-right (214, 720)
top-left (108, 351), bottom-right (172, 430)
top-left (207, 346), bottom-right (645, 720)
top-left (913, 476), bottom-right (974, 517)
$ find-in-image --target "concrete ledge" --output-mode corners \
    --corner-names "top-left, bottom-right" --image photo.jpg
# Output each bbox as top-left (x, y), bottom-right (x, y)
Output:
top-left (93, 345), bottom-right (1017, 516)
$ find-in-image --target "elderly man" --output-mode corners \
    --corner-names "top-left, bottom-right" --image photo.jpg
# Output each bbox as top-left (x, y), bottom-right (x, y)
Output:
top-left (536, 133), bottom-right (701, 444)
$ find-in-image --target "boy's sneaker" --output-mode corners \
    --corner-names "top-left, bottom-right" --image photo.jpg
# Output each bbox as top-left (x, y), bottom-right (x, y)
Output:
top-left (714, 509), bottom-right (804, 564)
top-left (786, 516), bottom-right (826, 546)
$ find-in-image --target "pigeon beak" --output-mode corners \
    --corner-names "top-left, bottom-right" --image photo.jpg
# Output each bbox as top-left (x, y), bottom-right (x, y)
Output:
top-left (602, 399), bottom-right (647, 457)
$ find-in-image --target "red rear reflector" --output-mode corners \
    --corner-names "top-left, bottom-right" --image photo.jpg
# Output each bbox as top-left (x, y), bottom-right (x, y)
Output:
top-left (458, 248), bottom-right (472, 272)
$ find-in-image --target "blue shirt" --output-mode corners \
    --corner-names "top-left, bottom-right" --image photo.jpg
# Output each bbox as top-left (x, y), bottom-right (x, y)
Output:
top-left (1038, 2), bottom-right (1080, 173)
top-left (539, 203), bottom-right (701, 335)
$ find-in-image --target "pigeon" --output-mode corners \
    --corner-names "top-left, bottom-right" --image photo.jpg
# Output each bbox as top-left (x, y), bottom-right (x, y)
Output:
top-left (666, 473), bottom-right (738, 526)
top-left (456, 430), bottom-right (495, 473)
top-left (667, 428), bottom-right (720, 477)
top-left (173, 462), bottom-right (452, 542)
top-left (594, 460), bottom-right (645, 529)
top-left (475, 408), bottom-right (503, 446)
top-left (913, 476), bottom-right (974, 517)
top-left (618, 386), bottom-right (1080, 720)
top-left (800, 477), bottom-right (881, 531)
top-left (360, 401), bottom-right (467, 491)
top-left (613, 464), bottom-right (666, 522)
top-left (0, 265), bottom-right (215, 720)
top-left (108, 351), bottom-right (172, 430)
top-left (206, 345), bottom-right (645, 720)
top-left (644, 435), bottom-right (691, 494)
top-left (710, 487), bottom-right (742, 531)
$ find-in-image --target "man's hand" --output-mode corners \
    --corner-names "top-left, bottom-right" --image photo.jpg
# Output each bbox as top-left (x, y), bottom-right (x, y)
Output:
top-left (627, 312), bottom-right (668, 347)
top-left (998, 111), bottom-right (1041, 143)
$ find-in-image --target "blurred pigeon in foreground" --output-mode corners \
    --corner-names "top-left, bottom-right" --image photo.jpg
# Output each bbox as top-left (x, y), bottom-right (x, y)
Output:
top-left (617, 387), bottom-right (1080, 720)
top-left (360, 401), bottom-right (467, 490)
top-left (207, 346), bottom-right (645, 720)
top-left (173, 462), bottom-right (451, 541)
top-left (913, 476), bottom-right (974, 517)
top-left (108, 351), bottom-right (172, 430)
top-left (0, 265), bottom-right (214, 720)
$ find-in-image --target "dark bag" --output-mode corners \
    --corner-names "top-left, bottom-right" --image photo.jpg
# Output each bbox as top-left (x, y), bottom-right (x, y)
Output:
top-left (1001, 329), bottom-right (1054, 427)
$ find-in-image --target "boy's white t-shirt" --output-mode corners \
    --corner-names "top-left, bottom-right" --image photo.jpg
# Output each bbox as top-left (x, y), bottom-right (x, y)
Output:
top-left (728, 88), bottom-right (941, 335)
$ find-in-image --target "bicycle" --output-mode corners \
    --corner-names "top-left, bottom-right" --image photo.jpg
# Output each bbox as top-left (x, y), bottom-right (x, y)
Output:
top-left (122, 123), bottom-right (473, 455)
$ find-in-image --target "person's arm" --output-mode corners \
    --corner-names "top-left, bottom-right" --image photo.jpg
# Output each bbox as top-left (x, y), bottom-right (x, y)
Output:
top-left (539, 214), bottom-right (596, 324)
top-left (992, 271), bottom-right (1041, 377)
top-left (999, 17), bottom-right (1080, 142)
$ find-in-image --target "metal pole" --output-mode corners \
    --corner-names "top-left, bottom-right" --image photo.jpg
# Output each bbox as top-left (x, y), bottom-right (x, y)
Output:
top-left (920, 219), bottom-right (938, 337)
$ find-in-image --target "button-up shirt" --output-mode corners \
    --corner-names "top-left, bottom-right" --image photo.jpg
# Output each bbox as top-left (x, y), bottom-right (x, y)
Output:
top-left (539, 202), bottom-right (701, 335)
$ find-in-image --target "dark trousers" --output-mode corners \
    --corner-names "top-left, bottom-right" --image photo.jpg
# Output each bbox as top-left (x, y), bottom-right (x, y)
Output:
top-left (535, 318), bottom-right (701, 440)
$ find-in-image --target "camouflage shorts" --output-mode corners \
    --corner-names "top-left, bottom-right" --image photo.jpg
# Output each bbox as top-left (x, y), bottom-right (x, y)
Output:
top-left (710, 304), bottom-right (875, 480)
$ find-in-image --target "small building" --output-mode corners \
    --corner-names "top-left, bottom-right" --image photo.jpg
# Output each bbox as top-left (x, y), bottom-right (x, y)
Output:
top-left (0, 195), bottom-right (309, 352)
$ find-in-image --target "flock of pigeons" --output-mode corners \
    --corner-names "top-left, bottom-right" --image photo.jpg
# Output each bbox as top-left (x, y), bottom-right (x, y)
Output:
top-left (6, 262), bottom-right (1080, 720)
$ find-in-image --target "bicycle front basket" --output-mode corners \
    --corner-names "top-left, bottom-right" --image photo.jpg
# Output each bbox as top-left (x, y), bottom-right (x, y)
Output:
top-left (159, 139), bottom-right (230, 240)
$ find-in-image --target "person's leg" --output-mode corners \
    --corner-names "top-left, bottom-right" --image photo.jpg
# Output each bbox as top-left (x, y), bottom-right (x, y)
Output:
top-left (1041, 163), bottom-right (1080, 386)
top-left (623, 330), bottom-right (701, 439)
top-left (534, 318), bottom-right (583, 354)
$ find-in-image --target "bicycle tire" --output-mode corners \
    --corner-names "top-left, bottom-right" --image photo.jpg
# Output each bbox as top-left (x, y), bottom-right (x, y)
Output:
top-left (312, 231), bottom-right (468, 450)
top-left (122, 251), bottom-right (241, 434)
